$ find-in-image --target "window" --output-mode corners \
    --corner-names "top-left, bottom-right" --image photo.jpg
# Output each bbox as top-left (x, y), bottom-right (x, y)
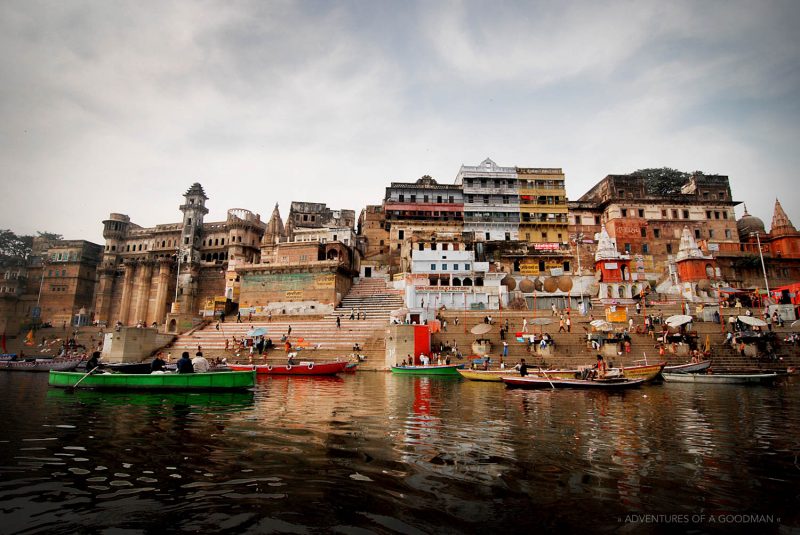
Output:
top-left (485, 232), bottom-right (491, 240)
top-left (442, 264), bottom-right (448, 270)
top-left (448, 196), bottom-right (454, 203)
top-left (431, 243), bottom-right (437, 250)
top-left (138, 244), bottom-right (142, 251)
top-left (723, 211), bottom-right (729, 219)
top-left (303, 214), bottom-right (308, 221)
top-left (653, 229), bottom-right (661, 238)
top-left (694, 229), bottom-right (701, 239)
top-left (483, 195), bottom-right (489, 204)
top-left (621, 208), bottom-right (628, 217)
top-left (662, 210), bottom-right (667, 217)
top-left (725, 229), bottom-right (732, 239)
top-left (397, 244), bottom-right (401, 250)
top-left (563, 261), bottom-right (570, 272)
top-left (410, 195), bottom-right (416, 203)
top-left (641, 227), bottom-right (647, 238)
top-left (541, 232), bottom-right (547, 240)
top-left (642, 243), bottom-right (650, 253)
top-left (423, 195), bottom-right (429, 203)
top-left (624, 243), bottom-right (631, 253)
top-left (538, 260), bottom-right (545, 271)
top-left (442, 244), bottom-right (449, 251)
top-left (464, 263), bottom-right (471, 270)
top-left (399, 194), bottom-right (404, 202)
top-left (453, 264), bottom-right (459, 270)
top-left (672, 210), bottom-right (678, 218)
top-left (714, 211), bottom-right (720, 219)
top-left (184, 238), bottom-right (189, 245)
top-left (187, 218), bottom-right (192, 225)
top-left (709, 229), bottom-right (715, 238)
top-left (503, 196), bottom-right (509, 204)
top-left (398, 230), bottom-right (404, 240)
top-left (706, 211), bottom-right (712, 219)
top-left (683, 210), bottom-right (690, 219)
top-left (619, 189), bottom-right (625, 197)
top-left (557, 233), bottom-right (563, 241)
top-left (437, 196), bottom-right (442, 203)
top-left (575, 216), bottom-right (581, 224)
top-left (467, 195), bottom-right (474, 203)
top-left (638, 209), bottom-right (644, 217)
top-left (418, 243), bottom-right (424, 251)
top-left (430, 264), bottom-right (436, 271)
top-left (595, 216), bottom-right (601, 225)
top-left (666, 243), bottom-right (673, 254)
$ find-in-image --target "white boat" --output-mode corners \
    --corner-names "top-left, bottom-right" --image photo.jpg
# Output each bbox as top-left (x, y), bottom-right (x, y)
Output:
top-left (664, 360), bottom-right (712, 373)
top-left (662, 372), bottom-right (781, 385)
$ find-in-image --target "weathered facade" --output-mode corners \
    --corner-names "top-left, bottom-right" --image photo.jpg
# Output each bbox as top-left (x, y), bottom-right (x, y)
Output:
top-left (94, 184), bottom-right (265, 327)
top-left (456, 158), bottom-right (520, 241)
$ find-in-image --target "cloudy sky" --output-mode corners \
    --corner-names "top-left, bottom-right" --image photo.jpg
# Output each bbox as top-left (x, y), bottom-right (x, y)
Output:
top-left (1, 0), bottom-right (798, 243)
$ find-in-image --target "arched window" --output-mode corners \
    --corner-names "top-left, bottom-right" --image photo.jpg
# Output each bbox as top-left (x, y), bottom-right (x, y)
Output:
top-left (452, 277), bottom-right (461, 286)
top-left (212, 253), bottom-right (219, 261)
top-left (475, 277), bottom-right (484, 287)
top-left (162, 240), bottom-right (166, 248)
top-left (463, 277), bottom-right (473, 286)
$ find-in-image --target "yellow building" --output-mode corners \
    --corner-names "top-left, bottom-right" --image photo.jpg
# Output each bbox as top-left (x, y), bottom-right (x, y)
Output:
top-left (517, 167), bottom-right (568, 244)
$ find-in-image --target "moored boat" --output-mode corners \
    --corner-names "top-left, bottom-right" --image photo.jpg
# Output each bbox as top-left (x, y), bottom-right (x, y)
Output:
top-left (48, 370), bottom-right (256, 390)
top-left (615, 362), bottom-right (665, 382)
top-left (501, 376), bottom-right (646, 390)
top-left (664, 360), bottom-right (711, 373)
top-left (662, 372), bottom-right (782, 385)
top-left (391, 364), bottom-right (464, 375)
top-left (2, 357), bottom-right (82, 372)
top-left (229, 361), bottom-right (348, 376)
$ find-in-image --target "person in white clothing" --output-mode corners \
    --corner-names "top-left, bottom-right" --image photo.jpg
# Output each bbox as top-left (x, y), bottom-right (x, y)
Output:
top-left (192, 351), bottom-right (210, 373)
top-left (522, 318), bottom-right (528, 333)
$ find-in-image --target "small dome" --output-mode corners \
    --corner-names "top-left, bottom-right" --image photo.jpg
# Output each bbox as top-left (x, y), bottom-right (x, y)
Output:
top-left (737, 205), bottom-right (765, 237)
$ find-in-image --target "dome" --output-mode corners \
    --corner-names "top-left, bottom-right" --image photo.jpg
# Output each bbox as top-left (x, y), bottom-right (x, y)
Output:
top-left (737, 204), bottom-right (765, 237)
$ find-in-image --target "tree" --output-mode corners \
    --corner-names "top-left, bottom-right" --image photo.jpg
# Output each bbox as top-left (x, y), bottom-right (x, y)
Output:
top-left (36, 231), bottom-right (63, 241)
top-left (630, 167), bottom-right (692, 196)
top-left (0, 229), bottom-right (32, 261)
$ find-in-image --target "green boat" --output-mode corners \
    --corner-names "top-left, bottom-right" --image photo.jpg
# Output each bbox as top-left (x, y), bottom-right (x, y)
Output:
top-left (48, 370), bottom-right (256, 391)
top-left (390, 364), bottom-right (465, 376)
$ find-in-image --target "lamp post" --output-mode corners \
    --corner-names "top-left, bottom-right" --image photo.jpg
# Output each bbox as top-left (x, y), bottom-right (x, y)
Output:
top-left (752, 231), bottom-right (770, 305)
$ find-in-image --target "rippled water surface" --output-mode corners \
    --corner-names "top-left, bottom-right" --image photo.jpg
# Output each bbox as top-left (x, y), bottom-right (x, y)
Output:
top-left (1, 372), bottom-right (798, 534)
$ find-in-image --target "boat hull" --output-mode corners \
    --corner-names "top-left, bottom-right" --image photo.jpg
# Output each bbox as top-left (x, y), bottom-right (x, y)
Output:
top-left (664, 360), bottom-right (712, 374)
top-left (502, 377), bottom-right (646, 390)
top-left (2, 358), bottom-right (82, 372)
top-left (662, 372), bottom-right (781, 385)
top-left (391, 364), bottom-right (464, 375)
top-left (618, 363), bottom-right (665, 382)
top-left (48, 370), bottom-right (256, 390)
top-left (229, 361), bottom-right (348, 375)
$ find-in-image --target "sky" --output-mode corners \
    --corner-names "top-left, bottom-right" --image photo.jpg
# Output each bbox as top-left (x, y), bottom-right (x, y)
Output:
top-left (1, 0), bottom-right (798, 244)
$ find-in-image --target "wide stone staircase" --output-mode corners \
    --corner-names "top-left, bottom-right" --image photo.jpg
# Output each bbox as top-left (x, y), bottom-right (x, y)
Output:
top-left (433, 306), bottom-right (800, 373)
top-left (167, 277), bottom-right (404, 369)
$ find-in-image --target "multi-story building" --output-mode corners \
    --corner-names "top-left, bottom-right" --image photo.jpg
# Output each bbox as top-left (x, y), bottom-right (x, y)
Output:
top-left (405, 239), bottom-right (506, 321)
top-left (284, 202), bottom-right (356, 241)
top-left (384, 175), bottom-right (464, 272)
top-left (517, 167), bottom-right (569, 244)
top-left (356, 205), bottom-right (390, 278)
top-left (94, 183), bottom-right (265, 328)
top-left (455, 158), bottom-right (519, 241)
top-left (570, 173), bottom-right (741, 277)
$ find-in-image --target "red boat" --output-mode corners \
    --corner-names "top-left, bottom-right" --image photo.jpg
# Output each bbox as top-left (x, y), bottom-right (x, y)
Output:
top-left (229, 361), bottom-right (348, 376)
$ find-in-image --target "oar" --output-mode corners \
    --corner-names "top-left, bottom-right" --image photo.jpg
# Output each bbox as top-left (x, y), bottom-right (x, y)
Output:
top-left (68, 366), bottom-right (99, 392)
top-left (538, 367), bottom-right (556, 389)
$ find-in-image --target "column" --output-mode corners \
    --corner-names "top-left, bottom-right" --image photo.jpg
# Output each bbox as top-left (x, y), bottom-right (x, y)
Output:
top-left (152, 259), bottom-right (172, 325)
top-left (118, 263), bottom-right (136, 325)
top-left (133, 261), bottom-right (153, 326)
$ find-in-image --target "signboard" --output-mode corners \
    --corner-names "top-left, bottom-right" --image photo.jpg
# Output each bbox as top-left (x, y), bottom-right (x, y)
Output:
top-left (606, 307), bottom-right (627, 323)
top-left (708, 243), bottom-right (720, 252)
top-left (315, 274), bottom-right (336, 289)
top-left (549, 268), bottom-right (564, 276)
top-left (532, 242), bottom-right (561, 251)
top-left (519, 262), bottom-right (540, 275)
top-left (612, 220), bottom-right (645, 239)
top-left (604, 262), bottom-right (618, 270)
top-left (285, 290), bottom-right (303, 300)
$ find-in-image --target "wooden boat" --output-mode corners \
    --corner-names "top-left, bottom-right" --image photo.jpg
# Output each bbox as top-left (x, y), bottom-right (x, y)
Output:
top-left (228, 361), bottom-right (348, 376)
top-left (501, 376), bottom-right (646, 390)
top-left (48, 370), bottom-right (256, 390)
top-left (2, 357), bottom-right (82, 372)
top-left (664, 360), bottom-right (712, 373)
top-left (103, 362), bottom-right (153, 374)
top-left (662, 372), bottom-right (782, 385)
top-left (458, 369), bottom-right (517, 381)
top-left (391, 364), bottom-right (465, 376)
top-left (615, 362), bottom-right (665, 382)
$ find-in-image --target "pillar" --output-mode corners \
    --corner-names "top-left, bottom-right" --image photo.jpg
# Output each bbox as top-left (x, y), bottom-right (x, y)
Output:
top-left (118, 263), bottom-right (136, 325)
top-left (152, 259), bottom-right (173, 326)
top-left (94, 268), bottom-right (115, 325)
top-left (133, 261), bottom-right (153, 325)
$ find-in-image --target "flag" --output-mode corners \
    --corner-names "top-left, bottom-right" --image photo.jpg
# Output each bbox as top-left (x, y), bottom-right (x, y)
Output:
top-left (1, 332), bottom-right (6, 353)
top-left (24, 329), bottom-right (35, 346)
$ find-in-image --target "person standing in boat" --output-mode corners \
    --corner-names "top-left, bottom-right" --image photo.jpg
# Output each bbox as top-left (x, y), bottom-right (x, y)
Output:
top-left (594, 354), bottom-right (607, 379)
top-left (176, 352), bottom-right (194, 373)
top-left (86, 351), bottom-right (101, 371)
top-left (150, 352), bottom-right (166, 373)
top-left (517, 358), bottom-right (529, 377)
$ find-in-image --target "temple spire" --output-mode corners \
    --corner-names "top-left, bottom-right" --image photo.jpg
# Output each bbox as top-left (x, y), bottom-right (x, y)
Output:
top-left (770, 198), bottom-right (796, 236)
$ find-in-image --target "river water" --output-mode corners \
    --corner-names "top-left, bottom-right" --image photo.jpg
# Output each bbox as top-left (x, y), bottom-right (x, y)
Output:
top-left (0, 372), bottom-right (798, 534)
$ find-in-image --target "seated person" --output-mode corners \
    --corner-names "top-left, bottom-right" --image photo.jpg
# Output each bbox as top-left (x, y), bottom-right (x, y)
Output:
top-left (150, 352), bottom-right (166, 372)
top-left (192, 351), bottom-right (209, 373)
top-left (176, 352), bottom-right (194, 374)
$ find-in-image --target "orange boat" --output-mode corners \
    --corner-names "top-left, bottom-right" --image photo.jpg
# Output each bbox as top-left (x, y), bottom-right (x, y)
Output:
top-left (229, 361), bottom-right (348, 376)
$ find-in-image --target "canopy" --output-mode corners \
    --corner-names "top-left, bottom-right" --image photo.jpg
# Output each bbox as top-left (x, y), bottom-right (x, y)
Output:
top-left (530, 318), bottom-right (553, 326)
top-left (738, 315), bottom-right (767, 327)
top-left (718, 287), bottom-right (746, 294)
top-left (471, 323), bottom-right (493, 335)
top-left (665, 315), bottom-right (693, 327)
top-left (246, 327), bottom-right (268, 337)
top-left (590, 319), bottom-right (613, 332)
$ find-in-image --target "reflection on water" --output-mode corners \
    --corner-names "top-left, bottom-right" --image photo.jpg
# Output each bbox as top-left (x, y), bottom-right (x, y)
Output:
top-left (0, 372), bottom-right (798, 533)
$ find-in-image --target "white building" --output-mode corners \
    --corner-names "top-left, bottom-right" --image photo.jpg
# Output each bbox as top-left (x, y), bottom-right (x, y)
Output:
top-left (291, 227), bottom-right (356, 247)
top-left (405, 241), bottom-right (507, 321)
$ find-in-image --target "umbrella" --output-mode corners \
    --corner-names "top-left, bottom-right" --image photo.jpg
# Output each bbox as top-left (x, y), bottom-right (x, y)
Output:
top-left (471, 323), bottom-right (493, 335)
top-left (530, 318), bottom-right (552, 326)
top-left (665, 314), bottom-right (693, 327)
top-left (590, 319), bottom-right (613, 332)
top-left (246, 327), bottom-right (268, 337)
top-left (738, 315), bottom-right (767, 327)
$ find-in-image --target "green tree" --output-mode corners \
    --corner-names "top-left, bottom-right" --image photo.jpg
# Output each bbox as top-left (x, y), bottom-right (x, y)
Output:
top-left (0, 229), bottom-right (32, 261)
top-left (630, 167), bottom-right (692, 196)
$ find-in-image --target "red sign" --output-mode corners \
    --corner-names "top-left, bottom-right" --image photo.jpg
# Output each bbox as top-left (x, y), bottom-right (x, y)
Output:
top-left (532, 243), bottom-right (560, 251)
